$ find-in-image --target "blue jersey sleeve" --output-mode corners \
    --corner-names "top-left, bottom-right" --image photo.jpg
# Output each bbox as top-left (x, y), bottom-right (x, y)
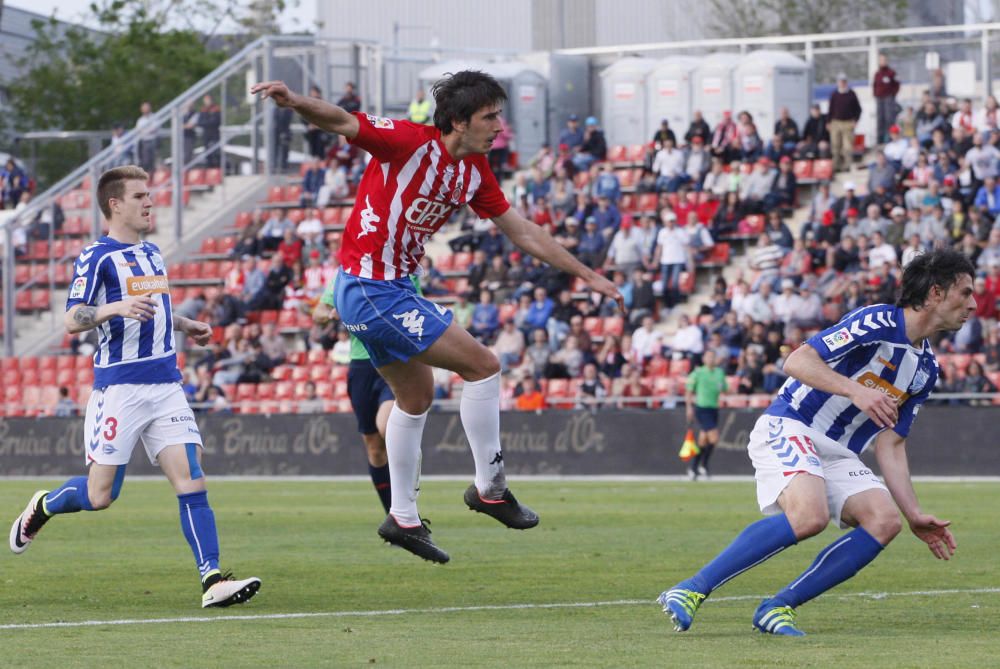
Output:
top-left (65, 243), bottom-right (108, 310)
top-left (806, 305), bottom-right (901, 362)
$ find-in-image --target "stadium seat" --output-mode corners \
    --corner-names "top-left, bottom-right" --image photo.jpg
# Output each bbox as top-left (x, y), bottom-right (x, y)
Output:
top-left (30, 289), bottom-right (51, 311)
top-left (274, 382), bottom-right (295, 400)
top-left (333, 381), bottom-right (349, 398)
top-left (330, 365), bottom-right (348, 383)
top-left (205, 168), bottom-right (223, 186)
top-left (452, 252), bottom-right (473, 271)
top-left (62, 216), bottom-right (86, 236)
top-left (270, 365), bottom-right (292, 381)
top-left (56, 369), bottom-right (75, 388)
top-left (573, 171), bottom-right (591, 189)
top-left (315, 381), bottom-right (334, 399)
top-left (699, 242), bottom-right (731, 268)
top-left (792, 159), bottom-right (813, 180)
top-left (812, 159), bottom-right (833, 181)
top-left (151, 168), bottom-right (170, 186)
top-left (644, 356), bottom-right (669, 378)
top-left (309, 365), bottom-right (331, 382)
top-left (267, 186), bottom-right (284, 203)
top-left (607, 145), bottom-right (628, 163)
top-left (636, 193), bottom-right (658, 214)
top-left (286, 208), bottom-right (305, 224)
top-left (290, 366), bottom-right (310, 382)
top-left (3, 369), bottom-right (20, 386)
top-left (617, 168), bottom-right (636, 189)
top-left (652, 376), bottom-right (675, 397)
top-left (582, 316), bottom-right (603, 338)
top-left (435, 253), bottom-right (455, 272)
top-left (153, 189), bottom-right (172, 207)
top-left (200, 238), bottom-right (219, 255)
top-left (722, 394), bottom-right (748, 408)
top-left (218, 236), bottom-right (237, 254)
top-left (283, 185), bottom-right (303, 202)
top-left (740, 214), bottom-right (765, 235)
top-left (627, 144), bottom-right (647, 163)
top-left (237, 384), bottom-right (257, 402)
top-left (322, 207), bottom-right (343, 226)
top-left (604, 316), bottom-right (625, 338)
top-left (749, 394), bottom-right (772, 409)
top-left (234, 211), bottom-right (253, 228)
top-left (184, 169), bottom-right (206, 187)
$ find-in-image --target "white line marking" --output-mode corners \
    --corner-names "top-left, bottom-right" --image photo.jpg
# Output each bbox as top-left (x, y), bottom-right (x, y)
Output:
top-left (3, 475), bottom-right (1000, 483)
top-left (0, 587), bottom-right (996, 631)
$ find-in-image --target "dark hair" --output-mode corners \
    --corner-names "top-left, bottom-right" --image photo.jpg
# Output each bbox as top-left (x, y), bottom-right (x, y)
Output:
top-left (431, 70), bottom-right (507, 134)
top-left (896, 249), bottom-right (975, 310)
top-left (97, 165), bottom-right (149, 219)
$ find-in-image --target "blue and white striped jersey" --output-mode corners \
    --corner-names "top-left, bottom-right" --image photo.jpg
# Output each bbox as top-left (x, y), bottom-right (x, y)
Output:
top-left (766, 304), bottom-right (938, 454)
top-left (66, 236), bottom-right (181, 388)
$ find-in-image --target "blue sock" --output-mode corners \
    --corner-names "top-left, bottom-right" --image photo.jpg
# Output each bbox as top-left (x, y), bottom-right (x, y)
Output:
top-left (369, 463), bottom-right (391, 514)
top-left (178, 491), bottom-right (221, 582)
top-left (771, 526), bottom-right (884, 609)
top-left (43, 476), bottom-right (94, 514)
top-left (687, 514), bottom-right (798, 595)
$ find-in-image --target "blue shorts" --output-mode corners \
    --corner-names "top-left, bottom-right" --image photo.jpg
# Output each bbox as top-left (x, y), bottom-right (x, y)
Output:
top-left (334, 271), bottom-right (453, 368)
top-left (694, 406), bottom-right (719, 431)
top-left (348, 359), bottom-right (395, 434)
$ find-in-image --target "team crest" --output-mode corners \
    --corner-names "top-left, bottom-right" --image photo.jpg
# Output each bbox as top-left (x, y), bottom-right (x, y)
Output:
top-left (365, 114), bottom-right (394, 130)
top-left (450, 180), bottom-right (464, 205)
top-left (909, 366), bottom-right (931, 394)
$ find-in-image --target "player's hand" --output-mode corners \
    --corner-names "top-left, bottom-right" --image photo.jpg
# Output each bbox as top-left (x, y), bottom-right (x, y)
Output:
top-left (909, 513), bottom-right (956, 560)
top-left (313, 302), bottom-right (333, 326)
top-left (183, 319), bottom-right (213, 347)
top-left (250, 80), bottom-right (297, 107)
top-left (114, 295), bottom-right (158, 322)
top-left (586, 273), bottom-right (625, 312)
top-left (850, 385), bottom-right (898, 429)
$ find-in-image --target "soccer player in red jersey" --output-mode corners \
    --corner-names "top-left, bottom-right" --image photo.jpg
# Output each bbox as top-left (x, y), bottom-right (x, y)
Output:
top-left (253, 73), bottom-right (623, 563)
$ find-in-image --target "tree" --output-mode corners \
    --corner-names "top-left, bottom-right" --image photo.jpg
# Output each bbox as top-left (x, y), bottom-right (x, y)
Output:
top-left (703, 0), bottom-right (909, 39)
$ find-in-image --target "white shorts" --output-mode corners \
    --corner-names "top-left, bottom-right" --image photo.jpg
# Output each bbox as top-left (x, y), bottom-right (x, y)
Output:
top-left (747, 415), bottom-right (887, 529)
top-left (83, 383), bottom-right (203, 467)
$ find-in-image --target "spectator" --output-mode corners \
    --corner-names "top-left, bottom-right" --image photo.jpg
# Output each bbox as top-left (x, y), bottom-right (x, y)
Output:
top-left (575, 362), bottom-right (608, 410)
top-left (629, 268), bottom-right (656, 325)
top-left (763, 210), bottom-right (793, 250)
top-left (107, 122), bottom-right (134, 168)
top-left (685, 110), bottom-right (711, 145)
top-left (336, 81), bottom-right (361, 113)
top-left (774, 106), bottom-right (800, 150)
top-left (872, 53), bottom-right (901, 143)
top-left (764, 156), bottom-right (796, 211)
top-left (868, 230), bottom-right (898, 269)
top-left (451, 291), bottom-right (474, 330)
top-left (303, 85), bottom-right (330, 159)
top-left (605, 218), bottom-right (646, 275)
top-left (182, 101), bottom-right (199, 167)
top-left (915, 100), bottom-right (946, 148)
top-left (684, 136), bottom-right (711, 188)
top-left (652, 118), bottom-right (677, 145)
top-left (134, 101), bottom-right (158, 172)
top-left (521, 328), bottom-right (552, 379)
top-left (591, 195), bottom-right (621, 239)
top-left (258, 209), bottom-right (295, 252)
top-left (618, 364), bottom-right (651, 409)
top-left (494, 319), bottom-right (526, 372)
top-left (53, 387), bottom-right (77, 417)
top-left (470, 289), bottom-right (500, 341)
top-left (974, 175), bottom-right (1000, 218)
top-left (966, 130), bottom-right (1000, 189)
top-left (653, 210), bottom-right (690, 308)
top-left (710, 110), bottom-right (739, 161)
top-left (488, 115), bottom-right (513, 182)
top-left (577, 217), bottom-right (607, 268)
top-left (550, 334), bottom-right (584, 379)
top-left (0, 158), bottom-right (28, 209)
top-left (631, 314), bottom-right (662, 362)
top-left (277, 227), bottom-right (303, 268)
top-left (407, 88), bottom-right (431, 124)
top-left (668, 314), bottom-right (704, 361)
top-left (573, 116), bottom-right (607, 171)
top-left (798, 104), bottom-right (830, 159)
top-left (736, 111), bottom-right (763, 161)
top-left (859, 203), bottom-right (890, 239)
top-left (828, 73), bottom-right (862, 172)
top-left (249, 254), bottom-right (293, 311)
top-left (592, 162), bottom-right (621, 202)
top-left (739, 158), bottom-right (775, 212)
top-left (883, 124), bottom-right (908, 168)
top-left (559, 114), bottom-right (584, 151)
top-left (868, 151), bottom-right (899, 194)
top-left (961, 359), bottom-right (997, 405)
top-left (198, 94), bottom-right (222, 168)
top-left (299, 160), bottom-right (325, 207)
top-left (273, 105), bottom-right (294, 172)
top-left (298, 381), bottom-right (324, 413)
top-left (514, 375), bottom-right (546, 411)
top-left (748, 232), bottom-right (783, 290)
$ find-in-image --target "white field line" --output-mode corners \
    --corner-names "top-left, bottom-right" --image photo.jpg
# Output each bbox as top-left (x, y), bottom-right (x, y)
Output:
top-left (2, 475), bottom-right (1000, 483)
top-left (0, 587), bottom-right (997, 631)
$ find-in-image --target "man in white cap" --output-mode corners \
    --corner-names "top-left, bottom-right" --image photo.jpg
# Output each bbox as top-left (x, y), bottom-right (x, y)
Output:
top-left (653, 209), bottom-right (690, 308)
top-left (828, 73), bottom-right (862, 172)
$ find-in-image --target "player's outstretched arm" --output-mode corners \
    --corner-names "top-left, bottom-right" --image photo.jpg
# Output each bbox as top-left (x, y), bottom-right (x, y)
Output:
top-left (783, 344), bottom-right (899, 428)
top-left (250, 81), bottom-right (359, 140)
top-left (172, 313), bottom-right (213, 347)
top-left (65, 296), bottom-right (157, 334)
top-left (492, 208), bottom-right (624, 312)
top-left (874, 430), bottom-right (956, 560)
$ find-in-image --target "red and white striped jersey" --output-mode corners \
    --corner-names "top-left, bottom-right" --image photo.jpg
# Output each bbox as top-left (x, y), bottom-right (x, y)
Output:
top-left (340, 112), bottom-right (510, 280)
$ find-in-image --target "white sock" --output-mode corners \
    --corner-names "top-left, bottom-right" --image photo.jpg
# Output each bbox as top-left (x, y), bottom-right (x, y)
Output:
top-left (385, 405), bottom-right (427, 527)
top-left (460, 372), bottom-right (507, 499)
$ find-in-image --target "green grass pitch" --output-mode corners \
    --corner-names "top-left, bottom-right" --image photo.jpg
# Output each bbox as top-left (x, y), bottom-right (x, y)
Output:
top-left (0, 479), bottom-right (996, 668)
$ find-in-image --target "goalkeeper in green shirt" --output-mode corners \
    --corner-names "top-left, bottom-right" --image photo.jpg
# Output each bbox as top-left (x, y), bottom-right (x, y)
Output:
top-left (685, 350), bottom-right (728, 480)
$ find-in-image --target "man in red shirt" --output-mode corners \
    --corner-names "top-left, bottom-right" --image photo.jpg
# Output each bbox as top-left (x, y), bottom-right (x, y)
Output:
top-left (872, 54), bottom-right (901, 144)
top-left (253, 73), bottom-right (623, 564)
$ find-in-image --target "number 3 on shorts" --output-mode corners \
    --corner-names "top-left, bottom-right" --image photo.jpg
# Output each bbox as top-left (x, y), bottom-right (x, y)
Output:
top-left (103, 417), bottom-right (118, 441)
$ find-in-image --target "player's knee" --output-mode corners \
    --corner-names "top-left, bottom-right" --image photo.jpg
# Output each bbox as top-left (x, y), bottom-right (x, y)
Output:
top-left (789, 507), bottom-right (830, 539)
top-left (864, 510), bottom-right (903, 544)
top-left (463, 351), bottom-right (500, 382)
top-left (88, 489), bottom-right (114, 510)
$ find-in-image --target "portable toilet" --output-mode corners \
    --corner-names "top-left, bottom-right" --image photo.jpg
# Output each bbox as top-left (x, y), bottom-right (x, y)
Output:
top-left (646, 56), bottom-right (701, 144)
top-left (520, 52), bottom-right (591, 152)
top-left (693, 52), bottom-right (742, 127)
top-left (599, 57), bottom-right (657, 147)
top-left (733, 50), bottom-right (812, 139)
top-left (480, 62), bottom-right (549, 165)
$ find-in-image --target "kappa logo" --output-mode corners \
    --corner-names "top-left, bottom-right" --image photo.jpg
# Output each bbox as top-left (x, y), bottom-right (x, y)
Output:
top-left (393, 309), bottom-right (425, 339)
top-left (434, 303), bottom-right (448, 316)
top-left (358, 195), bottom-right (380, 238)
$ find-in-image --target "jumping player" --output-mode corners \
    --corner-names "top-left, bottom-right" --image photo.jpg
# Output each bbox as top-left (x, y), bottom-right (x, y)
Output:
top-left (312, 275), bottom-right (425, 514)
top-left (9, 166), bottom-right (261, 608)
top-left (659, 249), bottom-right (971, 635)
top-left (253, 73), bottom-right (624, 563)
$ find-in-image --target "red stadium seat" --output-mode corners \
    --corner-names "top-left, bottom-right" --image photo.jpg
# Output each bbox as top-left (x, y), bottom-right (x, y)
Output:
top-left (234, 211), bottom-right (253, 228)
top-left (151, 168), bottom-right (170, 186)
top-left (330, 365), bottom-right (348, 383)
top-left (286, 208), bottom-right (305, 224)
top-left (205, 168), bottom-right (223, 186)
top-left (267, 186), bottom-right (284, 203)
top-left (812, 159), bottom-right (833, 181)
top-left (644, 356), bottom-right (669, 378)
top-left (200, 238), bottom-right (219, 255)
top-left (792, 159), bottom-right (813, 180)
top-left (607, 145), bottom-right (628, 163)
top-left (582, 316), bottom-right (603, 338)
top-left (603, 316), bottom-right (625, 338)
top-left (283, 185), bottom-right (303, 202)
top-left (322, 208), bottom-right (343, 226)
top-left (452, 252), bottom-right (473, 271)
top-left (636, 193), bottom-right (658, 214)
top-left (627, 144), bottom-right (647, 163)
top-left (184, 169), bottom-right (206, 187)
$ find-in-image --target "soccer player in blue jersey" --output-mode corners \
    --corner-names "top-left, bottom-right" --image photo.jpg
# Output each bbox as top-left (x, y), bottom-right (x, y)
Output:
top-left (9, 165), bottom-right (261, 609)
top-left (659, 249), bottom-right (974, 636)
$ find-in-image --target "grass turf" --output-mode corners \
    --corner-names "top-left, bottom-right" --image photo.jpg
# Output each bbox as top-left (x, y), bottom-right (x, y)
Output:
top-left (0, 480), bottom-right (996, 668)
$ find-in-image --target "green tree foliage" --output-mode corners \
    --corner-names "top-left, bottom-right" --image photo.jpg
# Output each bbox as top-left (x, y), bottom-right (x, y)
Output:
top-left (705, 0), bottom-right (909, 38)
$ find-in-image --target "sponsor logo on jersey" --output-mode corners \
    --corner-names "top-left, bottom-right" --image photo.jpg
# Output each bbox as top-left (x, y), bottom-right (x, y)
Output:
top-left (404, 197), bottom-right (454, 232)
top-left (856, 371), bottom-right (909, 405)
top-left (848, 468), bottom-right (874, 477)
top-left (393, 309), bottom-right (425, 339)
top-left (877, 356), bottom-right (897, 371)
top-left (344, 322), bottom-right (368, 333)
top-left (822, 327), bottom-right (853, 352)
top-left (69, 276), bottom-right (88, 299)
top-left (126, 275), bottom-right (169, 295)
top-left (118, 261), bottom-right (138, 268)
top-left (365, 114), bottom-right (394, 130)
